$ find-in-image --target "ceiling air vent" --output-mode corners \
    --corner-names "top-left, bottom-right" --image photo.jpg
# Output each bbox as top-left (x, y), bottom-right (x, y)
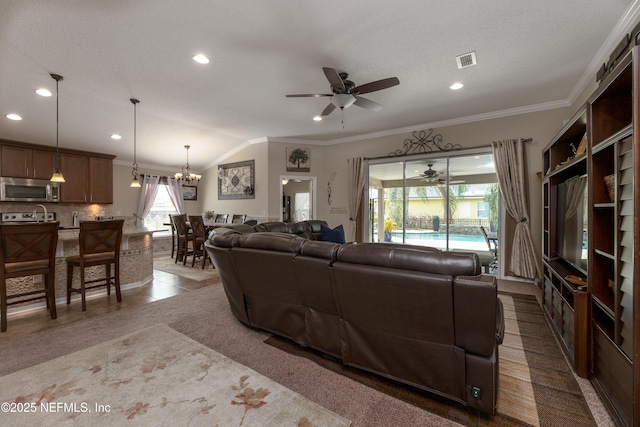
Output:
top-left (456, 51), bottom-right (477, 69)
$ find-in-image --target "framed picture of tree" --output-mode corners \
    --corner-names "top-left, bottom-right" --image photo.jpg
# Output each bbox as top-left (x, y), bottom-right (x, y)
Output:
top-left (286, 147), bottom-right (310, 172)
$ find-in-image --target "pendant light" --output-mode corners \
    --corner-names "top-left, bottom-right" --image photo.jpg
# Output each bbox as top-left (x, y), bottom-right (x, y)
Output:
top-left (130, 98), bottom-right (141, 188)
top-left (50, 73), bottom-right (65, 182)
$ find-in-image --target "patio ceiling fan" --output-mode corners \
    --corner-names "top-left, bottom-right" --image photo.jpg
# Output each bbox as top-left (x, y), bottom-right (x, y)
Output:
top-left (408, 163), bottom-right (464, 185)
top-left (285, 67), bottom-right (400, 117)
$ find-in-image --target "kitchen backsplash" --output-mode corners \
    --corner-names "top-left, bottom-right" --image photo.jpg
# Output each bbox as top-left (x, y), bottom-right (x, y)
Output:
top-left (0, 202), bottom-right (137, 229)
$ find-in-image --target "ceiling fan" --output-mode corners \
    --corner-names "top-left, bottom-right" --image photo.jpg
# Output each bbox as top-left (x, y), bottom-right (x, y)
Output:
top-left (286, 67), bottom-right (400, 117)
top-left (408, 163), bottom-right (465, 185)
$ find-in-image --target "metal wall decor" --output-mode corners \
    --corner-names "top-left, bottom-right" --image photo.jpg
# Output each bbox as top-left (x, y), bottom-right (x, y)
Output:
top-left (388, 129), bottom-right (461, 157)
top-left (218, 160), bottom-right (255, 200)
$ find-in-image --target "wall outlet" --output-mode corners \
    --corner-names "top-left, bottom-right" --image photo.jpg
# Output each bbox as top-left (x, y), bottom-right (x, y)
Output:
top-left (33, 274), bottom-right (43, 284)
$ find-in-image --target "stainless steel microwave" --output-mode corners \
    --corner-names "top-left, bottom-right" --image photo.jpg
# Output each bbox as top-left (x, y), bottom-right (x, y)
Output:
top-left (0, 178), bottom-right (60, 203)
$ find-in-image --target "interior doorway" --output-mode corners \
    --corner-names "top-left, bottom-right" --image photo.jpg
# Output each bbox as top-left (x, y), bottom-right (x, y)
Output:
top-left (280, 176), bottom-right (316, 222)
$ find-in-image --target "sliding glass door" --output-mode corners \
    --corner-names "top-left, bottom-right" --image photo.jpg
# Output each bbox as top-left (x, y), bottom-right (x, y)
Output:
top-left (367, 149), bottom-right (499, 272)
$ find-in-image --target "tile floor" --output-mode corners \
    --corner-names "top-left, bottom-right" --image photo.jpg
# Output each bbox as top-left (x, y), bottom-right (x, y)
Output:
top-left (0, 262), bottom-right (216, 342)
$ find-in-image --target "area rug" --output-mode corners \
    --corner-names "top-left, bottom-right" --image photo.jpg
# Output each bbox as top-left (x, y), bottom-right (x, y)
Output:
top-left (153, 255), bottom-right (218, 282)
top-left (0, 323), bottom-right (351, 427)
top-left (265, 293), bottom-right (597, 426)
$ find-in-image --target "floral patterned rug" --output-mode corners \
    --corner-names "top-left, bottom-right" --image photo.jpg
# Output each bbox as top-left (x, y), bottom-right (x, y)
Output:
top-left (0, 324), bottom-right (351, 426)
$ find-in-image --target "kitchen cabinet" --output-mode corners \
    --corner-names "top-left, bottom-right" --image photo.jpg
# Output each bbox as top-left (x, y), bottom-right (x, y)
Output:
top-left (1, 145), bottom-right (55, 179)
top-left (60, 154), bottom-right (113, 203)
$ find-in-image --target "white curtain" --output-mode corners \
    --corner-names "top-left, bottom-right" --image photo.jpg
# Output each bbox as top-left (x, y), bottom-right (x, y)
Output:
top-left (491, 139), bottom-right (540, 280)
top-left (166, 178), bottom-right (185, 214)
top-left (135, 175), bottom-right (160, 227)
top-left (347, 157), bottom-right (366, 243)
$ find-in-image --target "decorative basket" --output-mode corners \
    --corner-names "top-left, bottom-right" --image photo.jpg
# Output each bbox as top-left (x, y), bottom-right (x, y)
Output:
top-left (604, 174), bottom-right (615, 203)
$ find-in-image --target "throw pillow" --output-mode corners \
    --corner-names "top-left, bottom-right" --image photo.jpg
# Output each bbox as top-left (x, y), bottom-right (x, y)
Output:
top-left (320, 224), bottom-right (346, 244)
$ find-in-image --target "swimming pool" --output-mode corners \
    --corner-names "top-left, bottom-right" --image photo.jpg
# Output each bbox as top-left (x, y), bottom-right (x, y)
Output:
top-left (390, 231), bottom-right (485, 243)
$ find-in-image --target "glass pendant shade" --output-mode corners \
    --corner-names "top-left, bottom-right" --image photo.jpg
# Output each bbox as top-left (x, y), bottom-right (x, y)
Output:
top-left (50, 167), bottom-right (65, 182)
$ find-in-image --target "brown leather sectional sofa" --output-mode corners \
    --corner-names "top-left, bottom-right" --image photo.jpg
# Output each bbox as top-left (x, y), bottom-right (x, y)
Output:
top-left (204, 223), bottom-right (505, 415)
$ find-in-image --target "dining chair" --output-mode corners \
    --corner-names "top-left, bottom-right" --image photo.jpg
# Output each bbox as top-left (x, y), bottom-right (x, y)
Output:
top-left (188, 215), bottom-right (210, 269)
top-left (215, 214), bottom-right (229, 223)
top-left (480, 226), bottom-right (498, 273)
top-left (168, 214), bottom-right (178, 259)
top-left (172, 214), bottom-right (194, 265)
top-left (66, 220), bottom-right (124, 312)
top-left (231, 214), bottom-right (247, 224)
top-left (0, 221), bottom-right (59, 332)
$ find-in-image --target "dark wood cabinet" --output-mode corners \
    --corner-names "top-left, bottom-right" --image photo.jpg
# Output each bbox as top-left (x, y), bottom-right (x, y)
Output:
top-left (59, 154), bottom-right (113, 204)
top-left (0, 139), bottom-right (115, 204)
top-left (59, 153), bottom-right (88, 203)
top-left (88, 156), bottom-right (113, 204)
top-left (586, 48), bottom-right (636, 427)
top-left (1, 145), bottom-right (55, 179)
top-left (543, 46), bottom-right (639, 426)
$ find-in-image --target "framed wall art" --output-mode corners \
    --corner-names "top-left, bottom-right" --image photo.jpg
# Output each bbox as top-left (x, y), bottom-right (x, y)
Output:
top-left (286, 147), bottom-right (310, 172)
top-left (218, 159), bottom-right (255, 200)
top-left (182, 185), bottom-right (198, 201)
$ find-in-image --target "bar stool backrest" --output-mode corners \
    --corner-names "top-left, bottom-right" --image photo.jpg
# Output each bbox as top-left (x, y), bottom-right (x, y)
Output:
top-left (78, 220), bottom-right (124, 258)
top-left (0, 222), bottom-right (59, 276)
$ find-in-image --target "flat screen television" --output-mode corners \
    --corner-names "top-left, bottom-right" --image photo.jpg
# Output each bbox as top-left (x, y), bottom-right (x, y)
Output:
top-left (556, 175), bottom-right (588, 274)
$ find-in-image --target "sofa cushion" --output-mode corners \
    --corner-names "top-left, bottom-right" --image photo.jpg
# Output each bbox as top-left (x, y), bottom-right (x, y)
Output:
top-left (237, 232), bottom-right (305, 253)
top-left (320, 223), bottom-right (346, 244)
top-left (336, 243), bottom-right (480, 276)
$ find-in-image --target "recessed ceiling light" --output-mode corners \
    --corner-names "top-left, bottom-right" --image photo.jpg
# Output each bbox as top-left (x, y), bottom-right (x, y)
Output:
top-left (6, 113), bottom-right (22, 121)
top-left (192, 54), bottom-right (209, 64)
top-left (35, 88), bottom-right (52, 97)
top-left (313, 116), bottom-right (322, 121)
top-left (450, 82), bottom-right (464, 90)
top-left (111, 134), bottom-right (122, 140)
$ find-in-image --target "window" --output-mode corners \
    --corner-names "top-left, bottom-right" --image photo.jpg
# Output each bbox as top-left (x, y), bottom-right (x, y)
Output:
top-left (477, 201), bottom-right (489, 218)
top-left (144, 184), bottom-right (177, 235)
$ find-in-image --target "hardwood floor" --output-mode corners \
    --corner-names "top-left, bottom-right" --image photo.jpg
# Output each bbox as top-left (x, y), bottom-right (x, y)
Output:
top-left (0, 262), bottom-right (216, 342)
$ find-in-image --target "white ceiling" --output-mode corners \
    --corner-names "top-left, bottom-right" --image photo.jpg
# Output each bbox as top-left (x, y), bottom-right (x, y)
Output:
top-left (0, 1), bottom-right (637, 174)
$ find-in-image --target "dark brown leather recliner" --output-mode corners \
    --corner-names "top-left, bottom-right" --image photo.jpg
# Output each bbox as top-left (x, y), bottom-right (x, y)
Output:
top-left (205, 228), bottom-right (504, 415)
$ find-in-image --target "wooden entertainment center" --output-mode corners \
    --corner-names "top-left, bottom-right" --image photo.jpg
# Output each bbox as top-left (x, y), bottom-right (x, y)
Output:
top-left (542, 46), bottom-right (639, 426)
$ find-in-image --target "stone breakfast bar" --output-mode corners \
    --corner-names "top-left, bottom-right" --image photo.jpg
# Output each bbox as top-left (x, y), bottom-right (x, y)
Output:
top-left (8, 226), bottom-right (156, 313)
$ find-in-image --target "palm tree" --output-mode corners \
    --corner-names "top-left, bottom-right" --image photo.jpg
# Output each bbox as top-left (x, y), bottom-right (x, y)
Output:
top-left (484, 184), bottom-right (500, 231)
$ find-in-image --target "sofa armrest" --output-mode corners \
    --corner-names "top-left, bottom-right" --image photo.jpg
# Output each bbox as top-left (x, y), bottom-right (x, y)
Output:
top-left (453, 274), bottom-right (500, 357)
top-left (495, 297), bottom-right (505, 345)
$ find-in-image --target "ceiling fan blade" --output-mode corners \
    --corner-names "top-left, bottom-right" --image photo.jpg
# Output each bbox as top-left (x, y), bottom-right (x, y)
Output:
top-left (285, 93), bottom-right (333, 98)
top-left (323, 67), bottom-right (345, 92)
top-left (354, 77), bottom-right (400, 95)
top-left (353, 96), bottom-right (382, 111)
top-left (320, 103), bottom-right (336, 116)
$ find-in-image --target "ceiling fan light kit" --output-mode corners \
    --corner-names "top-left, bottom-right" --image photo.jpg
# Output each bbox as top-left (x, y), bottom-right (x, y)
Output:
top-left (286, 67), bottom-right (399, 121)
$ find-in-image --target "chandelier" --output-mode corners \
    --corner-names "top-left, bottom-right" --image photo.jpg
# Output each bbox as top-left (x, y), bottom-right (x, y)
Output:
top-left (175, 145), bottom-right (201, 185)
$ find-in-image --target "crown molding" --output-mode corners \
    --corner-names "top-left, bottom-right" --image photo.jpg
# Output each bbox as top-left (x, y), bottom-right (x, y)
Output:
top-left (568, 0), bottom-right (640, 104)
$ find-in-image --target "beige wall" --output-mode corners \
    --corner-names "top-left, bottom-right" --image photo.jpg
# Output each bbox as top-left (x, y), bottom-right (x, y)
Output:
top-left (199, 142), bottom-right (269, 221)
top-left (111, 100), bottom-right (587, 275)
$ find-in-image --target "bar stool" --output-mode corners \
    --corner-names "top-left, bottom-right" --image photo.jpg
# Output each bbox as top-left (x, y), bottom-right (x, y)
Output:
top-left (0, 221), bottom-right (59, 332)
top-left (66, 220), bottom-right (124, 312)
